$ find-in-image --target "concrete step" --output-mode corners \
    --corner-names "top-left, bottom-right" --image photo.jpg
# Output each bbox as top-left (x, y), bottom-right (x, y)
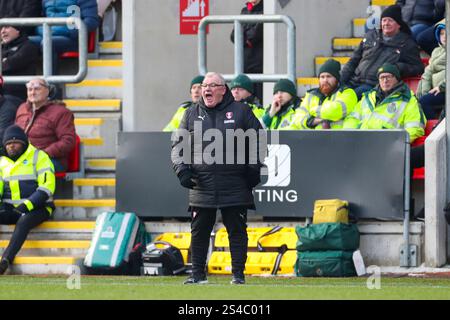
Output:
top-left (0, 221), bottom-right (95, 240)
top-left (74, 113), bottom-right (121, 158)
top-left (65, 79), bottom-right (123, 99)
top-left (314, 56), bottom-right (350, 76)
top-left (353, 18), bottom-right (367, 38)
top-left (297, 77), bottom-right (318, 97)
top-left (99, 41), bottom-right (123, 55)
top-left (86, 59), bottom-right (123, 79)
top-left (73, 178), bottom-right (116, 199)
top-left (53, 199), bottom-right (116, 220)
top-left (8, 256), bottom-right (83, 275)
top-left (333, 37), bottom-right (362, 51)
top-left (86, 158), bottom-right (116, 172)
top-left (0, 240), bottom-right (90, 256)
top-left (64, 99), bottom-right (121, 112)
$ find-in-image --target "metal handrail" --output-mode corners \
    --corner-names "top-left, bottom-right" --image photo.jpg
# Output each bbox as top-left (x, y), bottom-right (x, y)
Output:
top-left (0, 17), bottom-right (88, 84)
top-left (198, 15), bottom-right (296, 83)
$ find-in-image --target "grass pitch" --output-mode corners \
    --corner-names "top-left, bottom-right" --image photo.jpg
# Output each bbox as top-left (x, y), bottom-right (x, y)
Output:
top-left (0, 275), bottom-right (449, 300)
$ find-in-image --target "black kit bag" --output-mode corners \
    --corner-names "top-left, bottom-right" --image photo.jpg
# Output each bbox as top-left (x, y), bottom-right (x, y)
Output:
top-left (141, 241), bottom-right (187, 276)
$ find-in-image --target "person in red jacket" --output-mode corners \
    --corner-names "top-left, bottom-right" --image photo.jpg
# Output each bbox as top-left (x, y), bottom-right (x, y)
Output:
top-left (14, 78), bottom-right (76, 172)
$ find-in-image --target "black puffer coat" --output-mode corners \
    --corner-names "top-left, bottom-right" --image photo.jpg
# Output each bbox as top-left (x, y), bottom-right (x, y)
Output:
top-left (172, 87), bottom-right (263, 209)
top-left (230, 1), bottom-right (264, 73)
top-left (0, 0), bottom-right (42, 35)
top-left (341, 29), bottom-right (424, 87)
top-left (396, 0), bottom-right (445, 26)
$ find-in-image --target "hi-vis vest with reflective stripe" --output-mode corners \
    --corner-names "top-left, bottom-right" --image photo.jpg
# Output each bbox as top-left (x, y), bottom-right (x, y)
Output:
top-left (294, 87), bottom-right (357, 129)
top-left (262, 99), bottom-right (301, 130)
top-left (0, 144), bottom-right (55, 214)
top-left (163, 101), bottom-right (193, 132)
top-left (343, 84), bottom-right (426, 143)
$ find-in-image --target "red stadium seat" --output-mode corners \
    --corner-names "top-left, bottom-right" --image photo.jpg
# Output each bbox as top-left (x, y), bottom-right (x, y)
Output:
top-left (403, 76), bottom-right (421, 93)
top-left (412, 120), bottom-right (440, 180)
top-left (59, 31), bottom-right (97, 59)
top-left (55, 135), bottom-right (85, 180)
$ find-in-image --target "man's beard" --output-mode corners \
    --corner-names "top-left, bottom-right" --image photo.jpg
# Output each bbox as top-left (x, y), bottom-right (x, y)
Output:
top-left (319, 82), bottom-right (335, 96)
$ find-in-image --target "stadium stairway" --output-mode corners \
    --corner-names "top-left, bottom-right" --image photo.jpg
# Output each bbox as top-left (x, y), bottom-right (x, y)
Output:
top-left (0, 42), bottom-right (123, 274)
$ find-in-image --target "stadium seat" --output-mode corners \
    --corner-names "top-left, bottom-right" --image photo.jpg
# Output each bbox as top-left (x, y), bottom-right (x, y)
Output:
top-left (403, 76), bottom-right (421, 94)
top-left (59, 31), bottom-right (97, 59)
top-left (412, 119), bottom-right (439, 180)
top-left (55, 134), bottom-right (85, 180)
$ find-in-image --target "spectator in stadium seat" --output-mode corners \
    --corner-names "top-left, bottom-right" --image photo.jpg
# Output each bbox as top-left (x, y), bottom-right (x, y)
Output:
top-left (344, 63), bottom-right (426, 143)
top-left (0, 125), bottom-right (55, 275)
top-left (292, 59), bottom-right (358, 130)
top-left (0, 0), bottom-right (42, 35)
top-left (172, 72), bottom-right (263, 285)
top-left (340, 5), bottom-right (424, 99)
top-left (261, 79), bottom-right (302, 130)
top-left (416, 20), bottom-right (445, 119)
top-left (230, 0), bottom-right (264, 101)
top-left (230, 74), bottom-right (265, 122)
top-left (15, 78), bottom-right (76, 172)
top-left (29, 0), bottom-right (100, 73)
top-left (0, 77), bottom-right (22, 156)
top-left (163, 75), bottom-right (204, 132)
top-left (396, 0), bottom-right (444, 53)
top-left (396, 0), bottom-right (445, 55)
top-left (1, 25), bottom-right (40, 101)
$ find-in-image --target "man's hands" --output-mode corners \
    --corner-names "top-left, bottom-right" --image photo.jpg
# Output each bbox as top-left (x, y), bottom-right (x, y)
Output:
top-left (178, 170), bottom-right (197, 189)
top-left (429, 86), bottom-right (441, 96)
top-left (14, 203), bottom-right (29, 215)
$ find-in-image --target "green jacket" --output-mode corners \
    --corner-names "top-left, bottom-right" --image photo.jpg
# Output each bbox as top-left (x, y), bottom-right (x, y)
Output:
top-left (295, 86), bottom-right (357, 129)
top-left (261, 97), bottom-right (302, 130)
top-left (417, 45), bottom-right (446, 97)
top-left (343, 82), bottom-right (426, 142)
top-left (242, 95), bottom-right (265, 121)
top-left (163, 101), bottom-right (193, 132)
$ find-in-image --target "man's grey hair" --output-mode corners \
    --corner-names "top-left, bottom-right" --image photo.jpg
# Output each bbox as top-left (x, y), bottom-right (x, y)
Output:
top-left (204, 72), bottom-right (226, 85)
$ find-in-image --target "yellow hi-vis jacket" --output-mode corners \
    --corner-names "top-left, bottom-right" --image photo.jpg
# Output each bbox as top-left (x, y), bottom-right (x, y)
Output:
top-left (0, 144), bottom-right (55, 214)
top-left (293, 87), bottom-right (358, 129)
top-left (343, 83), bottom-right (426, 143)
top-left (261, 97), bottom-right (302, 130)
top-left (163, 101), bottom-right (193, 132)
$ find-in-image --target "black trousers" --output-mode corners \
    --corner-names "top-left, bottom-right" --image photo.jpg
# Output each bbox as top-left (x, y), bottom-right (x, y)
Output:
top-left (190, 206), bottom-right (248, 277)
top-left (0, 206), bottom-right (50, 263)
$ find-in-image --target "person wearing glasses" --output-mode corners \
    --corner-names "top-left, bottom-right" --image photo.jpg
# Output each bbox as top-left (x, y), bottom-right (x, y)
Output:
top-left (163, 75), bottom-right (204, 132)
top-left (171, 72), bottom-right (264, 285)
top-left (343, 63), bottom-right (425, 144)
top-left (14, 78), bottom-right (76, 172)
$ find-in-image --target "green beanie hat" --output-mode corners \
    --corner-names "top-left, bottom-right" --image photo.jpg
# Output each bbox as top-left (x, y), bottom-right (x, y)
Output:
top-left (230, 74), bottom-right (254, 94)
top-left (190, 75), bottom-right (205, 89)
top-left (377, 63), bottom-right (401, 80)
top-left (273, 79), bottom-right (297, 97)
top-left (319, 59), bottom-right (341, 81)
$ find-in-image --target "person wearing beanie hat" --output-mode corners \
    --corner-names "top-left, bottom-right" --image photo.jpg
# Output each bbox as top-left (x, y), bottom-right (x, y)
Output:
top-left (163, 75), bottom-right (205, 132)
top-left (291, 59), bottom-right (357, 130)
top-left (340, 4), bottom-right (424, 99)
top-left (1, 24), bottom-right (40, 101)
top-left (416, 19), bottom-right (446, 119)
top-left (261, 79), bottom-right (301, 130)
top-left (0, 124), bottom-right (55, 275)
top-left (230, 74), bottom-right (265, 122)
top-left (344, 59), bottom-right (426, 143)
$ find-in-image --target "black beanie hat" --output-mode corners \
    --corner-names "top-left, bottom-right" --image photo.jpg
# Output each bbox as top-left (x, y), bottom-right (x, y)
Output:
top-left (377, 63), bottom-right (401, 80)
top-left (319, 59), bottom-right (341, 82)
top-left (273, 79), bottom-right (297, 97)
top-left (380, 5), bottom-right (411, 35)
top-left (2, 125), bottom-right (28, 147)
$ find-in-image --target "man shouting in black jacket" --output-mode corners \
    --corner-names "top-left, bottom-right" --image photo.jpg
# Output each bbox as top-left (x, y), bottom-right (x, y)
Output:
top-left (171, 72), bottom-right (264, 285)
